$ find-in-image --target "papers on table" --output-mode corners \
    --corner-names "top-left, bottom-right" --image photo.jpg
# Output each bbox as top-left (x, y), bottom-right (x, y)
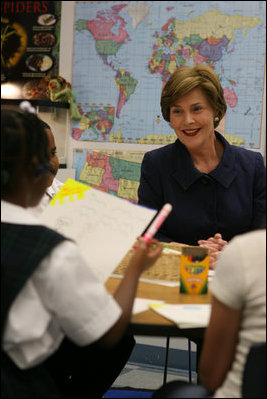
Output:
top-left (149, 303), bottom-right (211, 328)
top-left (132, 298), bottom-right (164, 315)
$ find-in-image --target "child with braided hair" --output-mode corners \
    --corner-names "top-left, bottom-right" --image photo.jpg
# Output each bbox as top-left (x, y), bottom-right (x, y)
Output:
top-left (1, 106), bottom-right (162, 398)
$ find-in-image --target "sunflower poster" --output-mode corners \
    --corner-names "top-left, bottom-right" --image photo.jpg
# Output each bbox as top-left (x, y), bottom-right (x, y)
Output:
top-left (1, 1), bottom-right (61, 100)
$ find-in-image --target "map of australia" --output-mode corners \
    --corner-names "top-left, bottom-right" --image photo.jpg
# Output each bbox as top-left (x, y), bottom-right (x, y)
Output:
top-left (72, 1), bottom-right (265, 148)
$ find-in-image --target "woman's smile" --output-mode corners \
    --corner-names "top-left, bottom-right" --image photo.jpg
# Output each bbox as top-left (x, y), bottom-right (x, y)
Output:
top-left (182, 128), bottom-right (201, 136)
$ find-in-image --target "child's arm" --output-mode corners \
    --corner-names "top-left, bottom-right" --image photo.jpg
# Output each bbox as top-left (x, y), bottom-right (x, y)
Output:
top-left (97, 238), bottom-right (162, 347)
top-left (198, 295), bottom-right (242, 393)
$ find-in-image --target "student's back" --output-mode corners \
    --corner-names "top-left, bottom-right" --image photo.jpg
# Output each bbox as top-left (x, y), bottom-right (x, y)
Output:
top-left (208, 228), bottom-right (266, 397)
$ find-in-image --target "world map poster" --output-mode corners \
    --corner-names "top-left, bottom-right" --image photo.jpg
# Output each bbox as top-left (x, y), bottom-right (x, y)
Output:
top-left (72, 1), bottom-right (266, 149)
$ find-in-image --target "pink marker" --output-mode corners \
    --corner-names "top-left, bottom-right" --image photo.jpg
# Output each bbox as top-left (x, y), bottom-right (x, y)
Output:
top-left (143, 203), bottom-right (173, 244)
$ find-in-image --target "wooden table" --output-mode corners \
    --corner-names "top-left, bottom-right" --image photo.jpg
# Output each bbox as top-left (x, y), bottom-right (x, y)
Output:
top-left (105, 276), bottom-right (211, 383)
top-left (106, 277), bottom-right (210, 337)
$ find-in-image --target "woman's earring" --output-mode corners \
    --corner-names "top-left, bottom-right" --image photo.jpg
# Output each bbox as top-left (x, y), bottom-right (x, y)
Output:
top-left (214, 116), bottom-right (219, 123)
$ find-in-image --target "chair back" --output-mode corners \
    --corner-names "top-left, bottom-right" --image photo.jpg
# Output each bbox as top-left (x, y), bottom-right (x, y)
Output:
top-left (242, 342), bottom-right (266, 398)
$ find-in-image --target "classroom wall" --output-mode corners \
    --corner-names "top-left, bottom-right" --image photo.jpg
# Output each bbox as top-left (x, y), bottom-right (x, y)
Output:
top-left (58, 1), bottom-right (266, 169)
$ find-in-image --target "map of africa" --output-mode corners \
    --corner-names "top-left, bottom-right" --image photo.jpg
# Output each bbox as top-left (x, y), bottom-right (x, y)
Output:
top-left (72, 1), bottom-right (265, 149)
top-left (73, 149), bottom-right (145, 203)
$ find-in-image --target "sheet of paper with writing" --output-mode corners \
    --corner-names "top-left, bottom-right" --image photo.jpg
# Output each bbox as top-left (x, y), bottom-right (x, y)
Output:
top-left (40, 179), bottom-right (157, 282)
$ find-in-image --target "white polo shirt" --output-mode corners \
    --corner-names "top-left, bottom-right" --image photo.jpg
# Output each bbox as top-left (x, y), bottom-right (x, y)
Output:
top-left (1, 200), bottom-right (122, 369)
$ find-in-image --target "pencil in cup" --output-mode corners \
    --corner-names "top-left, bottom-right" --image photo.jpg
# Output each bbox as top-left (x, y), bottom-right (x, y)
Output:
top-left (142, 203), bottom-right (173, 244)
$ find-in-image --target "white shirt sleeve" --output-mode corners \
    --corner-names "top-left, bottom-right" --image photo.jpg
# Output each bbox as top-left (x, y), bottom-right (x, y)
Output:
top-left (210, 237), bottom-right (246, 310)
top-left (34, 240), bottom-right (122, 345)
top-left (3, 240), bottom-right (122, 368)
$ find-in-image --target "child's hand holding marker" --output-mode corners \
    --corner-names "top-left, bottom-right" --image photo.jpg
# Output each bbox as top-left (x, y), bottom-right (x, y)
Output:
top-left (130, 203), bottom-right (172, 273)
top-left (130, 237), bottom-right (162, 273)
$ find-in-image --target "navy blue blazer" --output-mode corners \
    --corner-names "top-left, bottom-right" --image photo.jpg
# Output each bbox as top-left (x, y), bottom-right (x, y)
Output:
top-left (138, 132), bottom-right (266, 245)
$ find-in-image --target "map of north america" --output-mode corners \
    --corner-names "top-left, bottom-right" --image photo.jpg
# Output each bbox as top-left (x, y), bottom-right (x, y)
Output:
top-left (73, 149), bottom-right (145, 203)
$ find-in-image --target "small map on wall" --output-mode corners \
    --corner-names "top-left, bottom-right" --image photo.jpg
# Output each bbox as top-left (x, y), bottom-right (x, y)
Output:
top-left (72, 1), bottom-right (266, 149)
top-left (73, 149), bottom-right (145, 203)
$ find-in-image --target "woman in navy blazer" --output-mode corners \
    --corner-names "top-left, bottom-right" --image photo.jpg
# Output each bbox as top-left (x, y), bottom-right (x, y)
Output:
top-left (138, 64), bottom-right (266, 268)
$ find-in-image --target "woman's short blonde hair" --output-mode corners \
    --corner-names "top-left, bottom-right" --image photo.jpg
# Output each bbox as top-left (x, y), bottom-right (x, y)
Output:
top-left (160, 64), bottom-right (227, 128)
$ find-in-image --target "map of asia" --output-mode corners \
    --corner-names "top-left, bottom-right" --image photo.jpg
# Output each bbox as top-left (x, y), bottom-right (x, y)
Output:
top-left (72, 1), bottom-right (266, 149)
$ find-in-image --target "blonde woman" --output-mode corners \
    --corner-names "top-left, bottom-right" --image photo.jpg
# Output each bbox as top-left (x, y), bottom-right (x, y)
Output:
top-left (138, 64), bottom-right (266, 269)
